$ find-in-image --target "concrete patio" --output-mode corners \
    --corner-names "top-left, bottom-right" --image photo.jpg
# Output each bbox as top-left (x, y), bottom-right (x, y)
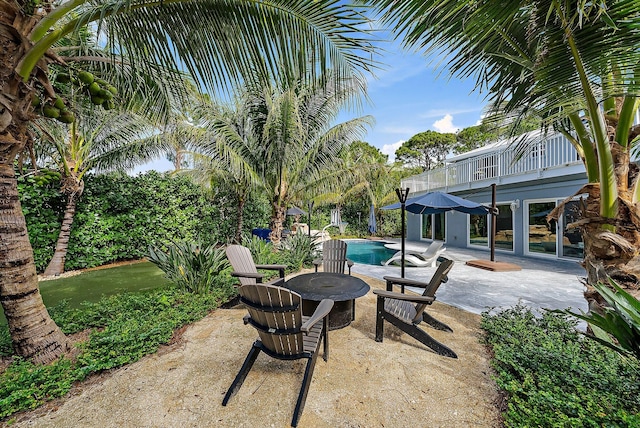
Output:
top-left (350, 240), bottom-right (589, 315)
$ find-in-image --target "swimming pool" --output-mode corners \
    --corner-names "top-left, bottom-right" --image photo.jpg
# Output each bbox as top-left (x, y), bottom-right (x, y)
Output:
top-left (345, 240), bottom-right (396, 266)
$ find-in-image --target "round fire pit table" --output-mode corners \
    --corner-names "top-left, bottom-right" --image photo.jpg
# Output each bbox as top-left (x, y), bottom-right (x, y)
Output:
top-left (285, 272), bottom-right (370, 330)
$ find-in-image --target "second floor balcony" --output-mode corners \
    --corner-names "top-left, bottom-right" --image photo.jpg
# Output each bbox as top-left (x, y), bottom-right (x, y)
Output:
top-left (401, 132), bottom-right (587, 194)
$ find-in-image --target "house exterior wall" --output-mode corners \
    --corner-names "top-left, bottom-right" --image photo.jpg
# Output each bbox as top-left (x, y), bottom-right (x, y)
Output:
top-left (401, 131), bottom-right (590, 260)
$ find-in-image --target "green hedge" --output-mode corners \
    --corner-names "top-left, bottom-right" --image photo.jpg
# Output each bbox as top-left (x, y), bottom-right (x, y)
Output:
top-left (481, 306), bottom-right (640, 427)
top-left (18, 171), bottom-right (270, 272)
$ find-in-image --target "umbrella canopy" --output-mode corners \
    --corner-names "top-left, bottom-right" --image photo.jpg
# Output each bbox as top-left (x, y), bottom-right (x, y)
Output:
top-left (368, 204), bottom-right (377, 234)
top-left (381, 195), bottom-right (420, 210)
top-left (405, 191), bottom-right (490, 215)
top-left (286, 206), bottom-right (307, 216)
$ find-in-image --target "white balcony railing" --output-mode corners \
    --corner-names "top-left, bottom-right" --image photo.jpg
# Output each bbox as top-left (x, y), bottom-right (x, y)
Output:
top-left (402, 132), bottom-right (584, 194)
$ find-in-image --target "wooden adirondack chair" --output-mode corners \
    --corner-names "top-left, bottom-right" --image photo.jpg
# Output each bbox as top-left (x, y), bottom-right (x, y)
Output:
top-left (226, 244), bottom-right (287, 286)
top-left (312, 239), bottom-right (354, 275)
top-left (373, 258), bottom-right (457, 358)
top-left (222, 283), bottom-right (334, 427)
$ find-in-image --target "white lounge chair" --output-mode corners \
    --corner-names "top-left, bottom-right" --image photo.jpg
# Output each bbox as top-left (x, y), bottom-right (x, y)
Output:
top-left (383, 241), bottom-right (445, 267)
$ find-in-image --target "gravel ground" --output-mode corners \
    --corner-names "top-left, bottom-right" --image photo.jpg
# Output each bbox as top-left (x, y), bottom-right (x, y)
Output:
top-left (11, 273), bottom-right (502, 428)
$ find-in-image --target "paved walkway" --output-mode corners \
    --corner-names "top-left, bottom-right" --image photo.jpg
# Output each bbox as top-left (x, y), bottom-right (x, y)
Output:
top-left (350, 239), bottom-right (588, 315)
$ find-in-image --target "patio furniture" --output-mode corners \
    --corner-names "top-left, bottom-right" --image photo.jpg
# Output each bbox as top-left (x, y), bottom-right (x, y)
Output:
top-left (383, 241), bottom-right (445, 267)
top-left (222, 283), bottom-right (333, 427)
top-left (251, 228), bottom-right (271, 242)
top-left (374, 258), bottom-right (457, 358)
top-left (285, 272), bottom-right (370, 330)
top-left (225, 244), bottom-right (287, 286)
top-left (313, 239), bottom-right (354, 275)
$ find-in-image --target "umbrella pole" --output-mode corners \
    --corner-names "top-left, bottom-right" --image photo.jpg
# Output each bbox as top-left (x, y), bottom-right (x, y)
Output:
top-left (395, 188), bottom-right (410, 278)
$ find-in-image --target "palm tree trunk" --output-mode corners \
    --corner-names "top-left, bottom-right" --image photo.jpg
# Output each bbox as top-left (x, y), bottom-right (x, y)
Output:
top-left (43, 193), bottom-right (78, 276)
top-left (269, 203), bottom-right (287, 245)
top-left (0, 164), bottom-right (69, 364)
top-left (579, 183), bottom-right (640, 303)
top-left (1, 5), bottom-right (68, 363)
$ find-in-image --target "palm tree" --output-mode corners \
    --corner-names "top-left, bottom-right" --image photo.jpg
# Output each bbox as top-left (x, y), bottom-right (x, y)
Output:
top-left (370, 0), bottom-right (640, 301)
top-left (34, 108), bottom-right (161, 276)
top-left (181, 98), bottom-right (262, 243)
top-left (193, 78), bottom-right (374, 245)
top-left (1, 1), bottom-right (375, 364)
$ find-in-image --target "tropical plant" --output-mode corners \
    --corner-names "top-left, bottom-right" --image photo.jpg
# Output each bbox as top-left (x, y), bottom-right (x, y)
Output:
top-left (194, 78), bottom-right (374, 245)
top-left (563, 279), bottom-right (640, 360)
top-left (241, 235), bottom-right (280, 266)
top-left (181, 98), bottom-right (262, 243)
top-left (34, 108), bottom-right (160, 276)
top-left (325, 141), bottom-right (408, 236)
top-left (482, 305), bottom-right (640, 426)
top-left (369, 0), bottom-right (640, 303)
top-left (1, 1), bottom-right (375, 364)
top-left (148, 242), bottom-right (229, 294)
top-left (282, 232), bottom-right (319, 269)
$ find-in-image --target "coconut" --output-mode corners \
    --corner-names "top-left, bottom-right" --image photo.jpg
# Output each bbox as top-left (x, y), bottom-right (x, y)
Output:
top-left (78, 71), bottom-right (95, 85)
top-left (99, 89), bottom-right (114, 100)
top-left (103, 99), bottom-right (116, 110)
top-left (54, 97), bottom-right (66, 110)
top-left (88, 82), bottom-right (101, 96)
top-left (107, 85), bottom-right (118, 95)
top-left (91, 96), bottom-right (105, 105)
top-left (56, 73), bottom-right (71, 83)
top-left (32, 95), bottom-right (41, 107)
top-left (58, 111), bottom-right (76, 124)
top-left (43, 105), bottom-right (60, 119)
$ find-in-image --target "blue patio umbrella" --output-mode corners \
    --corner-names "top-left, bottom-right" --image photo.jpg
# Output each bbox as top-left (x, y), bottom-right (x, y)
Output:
top-left (381, 195), bottom-right (420, 211)
top-left (368, 204), bottom-right (377, 234)
top-left (405, 191), bottom-right (490, 215)
top-left (381, 190), bottom-right (491, 277)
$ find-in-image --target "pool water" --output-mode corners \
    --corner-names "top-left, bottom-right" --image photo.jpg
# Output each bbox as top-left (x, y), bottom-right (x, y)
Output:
top-left (345, 240), bottom-right (396, 266)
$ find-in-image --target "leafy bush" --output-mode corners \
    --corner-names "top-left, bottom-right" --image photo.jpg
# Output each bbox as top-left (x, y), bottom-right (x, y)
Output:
top-left (482, 305), bottom-right (640, 427)
top-left (0, 284), bottom-right (236, 419)
top-left (147, 242), bottom-right (229, 294)
top-left (282, 232), bottom-right (318, 269)
top-left (17, 169), bottom-right (65, 272)
top-left (18, 170), bottom-right (271, 272)
top-left (563, 280), bottom-right (640, 360)
top-left (242, 235), bottom-right (280, 265)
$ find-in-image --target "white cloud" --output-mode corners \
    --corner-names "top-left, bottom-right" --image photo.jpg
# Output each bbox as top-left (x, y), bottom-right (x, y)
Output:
top-left (432, 114), bottom-right (459, 133)
top-left (381, 140), bottom-right (404, 162)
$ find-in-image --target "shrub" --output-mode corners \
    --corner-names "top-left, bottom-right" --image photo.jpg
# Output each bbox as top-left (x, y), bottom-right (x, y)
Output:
top-left (282, 233), bottom-right (318, 269)
top-left (242, 235), bottom-right (280, 265)
top-left (0, 284), bottom-right (236, 419)
top-left (482, 305), bottom-right (640, 427)
top-left (147, 242), bottom-right (229, 294)
top-left (19, 170), bottom-right (271, 272)
top-left (562, 279), bottom-right (640, 360)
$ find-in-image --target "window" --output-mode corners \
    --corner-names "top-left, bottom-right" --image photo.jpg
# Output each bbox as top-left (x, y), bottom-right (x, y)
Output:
top-left (527, 201), bottom-right (557, 255)
top-left (560, 200), bottom-right (584, 259)
top-left (468, 204), bottom-right (513, 251)
top-left (495, 205), bottom-right (514, 251)
top-left (422, 212), bottom-right (446, 241)
top-left (469, 213), bottom-right (488, 247)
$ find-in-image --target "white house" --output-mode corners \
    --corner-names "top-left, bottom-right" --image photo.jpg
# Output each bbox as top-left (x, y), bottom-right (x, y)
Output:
top-left (401, 131), bottom-right (593, 261)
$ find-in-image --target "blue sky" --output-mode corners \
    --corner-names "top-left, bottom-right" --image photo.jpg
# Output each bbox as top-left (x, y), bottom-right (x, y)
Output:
top-left (135, 40), bottom-right (487, 173)
top-left (346, 41), bottom-right (486, 162)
